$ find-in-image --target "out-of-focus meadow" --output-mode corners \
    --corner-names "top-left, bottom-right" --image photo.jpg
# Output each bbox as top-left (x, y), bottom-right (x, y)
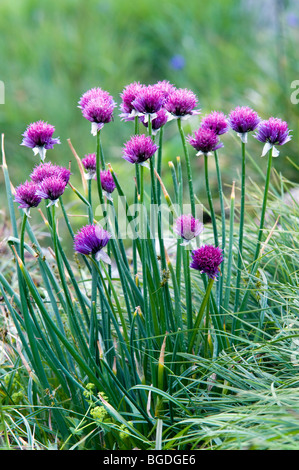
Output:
top-left (0, 0), bottom-right (298, 219)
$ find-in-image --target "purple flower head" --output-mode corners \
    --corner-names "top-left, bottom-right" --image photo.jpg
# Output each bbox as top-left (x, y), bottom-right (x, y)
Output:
top-left (253, 117), bottom-right (292, 157)
top-left (21, 120), bottom-right (60, 161)
top-left (154, 80), bottom-right (176, 100)
top-left (36, 176), bottom-right (67, 207)
top-left (131, 84), bottom-right (165, 121)
top-left (78, 87), bottom-right (112, 110)
top-left (187, 127), bottom-right (224, 155)
top-left (74, 224), bottom-right (111, 263)
top-left (82, 94), bottom-right (116, 135)
top-left (100, 170), bottom-right (116, 198)
top-left (119, 81), bottom-right (145, 121)
top-left (164, 88), bottom-right (200, 120)
top-left (174, 214), bottom-right (203, 245)
top-left (82, 153), bottom-right (97, 179)
top-left (201, 111), bottom-right (229, 136)
top-left (14, 180), bottom-right (42, 215)
top-left (30, 162), bottom-right (71, 184)
top-left (140, 108), bottom-right (168, 134)
top-left (228, 106), bottom-right (260, 143)
top-left (122, 134), bottom-right (158, 166)
top-left (190, 245), bottom-right (223, 280)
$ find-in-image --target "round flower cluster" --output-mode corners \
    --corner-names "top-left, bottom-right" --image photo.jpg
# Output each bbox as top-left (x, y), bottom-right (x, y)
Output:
top-left (81, 153), bottom-right (116, 198)
top-left (190, 245), bottom-right (224, 280)
top-left (21, 120), bottom-right (61, 161)
top-left (16, 121), bottom-right (70, 214)
top-left (187, 111), bottom-right (229, 156)
top-left (74, 224), bottom-right (111, 264)
top-left (122, 134), bottom-right (158, 166)
top-left (119, 80), bottom-right (201, 133)
top-left (78, 87), bottom-right (116, 136)
top-left (174, 214), bottom-right (203, 246)
top-left (15, 161), bottom-right (70, 214)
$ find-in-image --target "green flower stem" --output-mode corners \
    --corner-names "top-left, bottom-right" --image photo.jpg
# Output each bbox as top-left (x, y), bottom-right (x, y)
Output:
top-left (176, 156), bottom-right (183, 292)
top-left (204, 299), bottom-right (211, 358)
top-left (149, 155), bottom-right (157, 206)
top-left (214, 149), bottom-right (225, 311)
top-left (60, 198), bottom-right (74, 238)
top-left (252, 147), bottom-right (273, 267)
top-left (20, 211), bottom-right (27, 262)
top-left (96, 130), bottom-right (105, 208)
top-left (98, 128), bottom-right (106, 170)
top-left (133, 165), bottom-right (140, 276)
top-left (148, 115), bottom-right (158, 207)
top-left (148, 114), bottom-right (152, 138)
top-left (177, 118), bottom-right (195, 218)
top-left (89, 255), bottom-right (98, 361)
top-left (237, 147), bottom-right (274, 318)
top-left (156, 126), bottom-right (164, 207)
top-left (233, 141), bottom-right (246, 312)
top-left (140, 164), bottom-right (149, 322)
top-left (95, 258), bottom-right (129, 345)
top-left (183, 248), bottom-right (193, 343)
top-left (87, 178), bottom-right (92, 206)
top-left (49, 204), bottom-right (90, 358)
top-left (204, 154), bottom-right (218, 247)
top-left (188, 277), bottom-right (214, 354)
top-left (223, 182), bottom-right (235, 312)
top-left (134, 115), bottom-right (139, 135)
top-left (133, 114), bottom-right (141, 278)
top-left (214, 150), bottom-right (225, 248)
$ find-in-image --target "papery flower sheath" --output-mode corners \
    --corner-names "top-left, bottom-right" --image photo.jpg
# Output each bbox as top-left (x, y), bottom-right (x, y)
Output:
top-left (122, 134), bottom-right (158, 166)
top-left (201, 111), bottom-right (229, 136)
top-left (164, 87), bottom-right (200, 120)
top-left (228, 106), bottom-right (260, 143)
top-left (154, 80), bottom-right (176, 100)
top-left (82, 153), bottom-right (97, 179)
top-left (14, 180), bottom-right (42, 216)
top-left (187, 127), bottom-right (224, 155)
top-left (78, 87), bottom-right (112, 110)
top-left (30, 162), bottom-right (71, 184)
top-left (119, 81), bottom-right (145, 121)
top-left (190, 245), bottom-right (223, 280)
top-left (36, 176), bottom-right (67, 207)
top-left (21, 120), bottom-right (60, 161)
top-left (174, 214), bottom-right (203, 246)
top-left (253, 117), bottom-right (292, 157)
top-left (131, 84), bottom-right (165, 122)
top-left (74, 224), bottom-right (111, 264)
top-left (79, 88), bottom-right (116, 136)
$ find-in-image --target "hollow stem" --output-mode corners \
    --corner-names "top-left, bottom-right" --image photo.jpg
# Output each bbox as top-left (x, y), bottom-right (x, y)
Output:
top-left (204, 154), bottom-right (218, 247)
top-left (177, 118), bottom-right (195, 217)
top-left (233, 141), bottom-right (246, 312)
top-left (237, 147), bottom-right (274, 317)
top-left (188, 277), bottom-right (214, 354)
top-left (20, 211), bottom-right (28, 262)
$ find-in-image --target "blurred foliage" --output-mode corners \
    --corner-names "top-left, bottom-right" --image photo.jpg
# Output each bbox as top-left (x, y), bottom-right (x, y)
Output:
top-left (0, 0), bottom-right (298, 213)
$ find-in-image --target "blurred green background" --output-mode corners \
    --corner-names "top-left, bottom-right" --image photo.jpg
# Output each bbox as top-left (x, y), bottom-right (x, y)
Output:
top-left (0, 0), bottom-right (298, 224)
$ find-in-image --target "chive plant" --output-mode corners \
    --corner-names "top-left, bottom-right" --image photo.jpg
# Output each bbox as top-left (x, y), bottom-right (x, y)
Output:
top-left (0, 82), bottom-right (292, 449)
